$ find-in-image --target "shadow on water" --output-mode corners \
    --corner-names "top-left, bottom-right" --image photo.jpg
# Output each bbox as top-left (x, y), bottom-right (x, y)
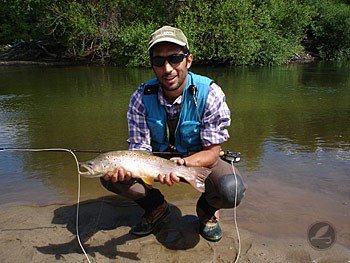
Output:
top-left (35, 197), bottom-right (200, 260)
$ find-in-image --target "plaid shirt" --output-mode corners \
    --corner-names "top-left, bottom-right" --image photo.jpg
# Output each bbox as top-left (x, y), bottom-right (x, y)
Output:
top-left (127, 81), bottom-right (231, 152)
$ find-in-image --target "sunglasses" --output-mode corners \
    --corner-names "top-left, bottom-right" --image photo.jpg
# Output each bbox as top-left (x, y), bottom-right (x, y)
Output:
top-left (151, 53), bottom-right (189, 67)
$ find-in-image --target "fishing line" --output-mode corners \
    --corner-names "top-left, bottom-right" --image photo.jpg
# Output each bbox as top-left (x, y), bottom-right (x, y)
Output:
top-left (2, 147), bottom-right (242, 262)
top-left (231, 160), bottom-right (241, 263)
top-left (0, 148), bottom-right (92, 263)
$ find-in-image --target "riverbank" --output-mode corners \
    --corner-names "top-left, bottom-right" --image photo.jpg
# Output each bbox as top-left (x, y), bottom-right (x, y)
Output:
top-left (0, 60), bottom-right (81, 67)
top-left (0, 198), bottom-right (349, 263)
top-left (0, 41), bottom-right (318, 67)
top-left (0, 41), bottom-right (88, 67)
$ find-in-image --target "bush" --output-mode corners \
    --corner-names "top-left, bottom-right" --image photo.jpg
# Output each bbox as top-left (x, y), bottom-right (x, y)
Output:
top-left (177, 0), bottom-right (313, 65)
top-left (1, 0), bottom-right (349, 65)
top-left (41, 0), bottom-right (178, 62)
top-left (312, 1), bottom-right (350, 60)
top-left (0, 0), bottom-right (49, 43)
top-left (111, 23), bottom-right (156, 66)
top-left (177, 0), bottom-right (260, 65)
top-left (42, 0), bottom-right (122, 61)
top-left (254, 0), bottom-right (314, 65)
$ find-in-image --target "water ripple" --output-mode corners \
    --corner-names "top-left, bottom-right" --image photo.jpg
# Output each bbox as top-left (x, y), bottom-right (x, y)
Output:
top-left (336, 149), bottom-right (350, 161)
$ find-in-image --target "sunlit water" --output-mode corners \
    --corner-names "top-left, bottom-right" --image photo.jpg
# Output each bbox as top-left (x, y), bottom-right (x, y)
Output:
top-left (0, 63), bottom-right (349, 246)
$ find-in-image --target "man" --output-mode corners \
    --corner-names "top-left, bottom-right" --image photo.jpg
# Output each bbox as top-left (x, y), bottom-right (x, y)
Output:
top-left (100, 25), bottom-right (246, 242)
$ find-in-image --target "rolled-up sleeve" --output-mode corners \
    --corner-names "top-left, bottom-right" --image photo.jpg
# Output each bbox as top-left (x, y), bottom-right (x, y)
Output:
top-left (200, 83), bottom-right (231, 147)
top-left (127, 86), bottom-right (152, 152)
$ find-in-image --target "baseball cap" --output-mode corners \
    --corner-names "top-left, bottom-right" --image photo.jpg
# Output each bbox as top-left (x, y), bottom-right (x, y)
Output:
top-left (148, 26), bottom-right (189, 51)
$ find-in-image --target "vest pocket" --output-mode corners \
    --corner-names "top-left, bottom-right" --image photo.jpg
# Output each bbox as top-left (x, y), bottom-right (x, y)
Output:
top-left (179, 121), bottom-right (201, 147)
top-left (146, 117), bottom-right (166, 144)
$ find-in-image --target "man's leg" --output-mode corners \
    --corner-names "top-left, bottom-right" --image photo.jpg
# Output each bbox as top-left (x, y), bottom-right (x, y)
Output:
top-left (196, 159), bottom-right (246, 241)
top-left (100, 178), bottom-right (170, 236)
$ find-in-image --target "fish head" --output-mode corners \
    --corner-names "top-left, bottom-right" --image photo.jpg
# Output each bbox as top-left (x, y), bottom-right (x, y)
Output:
top-left (79, 158), bottom-right (111, 177)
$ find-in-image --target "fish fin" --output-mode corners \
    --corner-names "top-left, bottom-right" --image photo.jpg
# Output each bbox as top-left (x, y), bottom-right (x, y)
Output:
top-left (140, 177), bottom-right (154, 187)
top-left (185, 167), bottom-right (212, 193)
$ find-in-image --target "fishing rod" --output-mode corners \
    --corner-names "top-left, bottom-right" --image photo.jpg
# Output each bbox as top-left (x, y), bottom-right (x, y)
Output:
top-left (0, 147), bottom-right (179, 154)
top-left (0, 148), bottom-right (241, 163)
top-left (0, 147), bottom-right (184, 156)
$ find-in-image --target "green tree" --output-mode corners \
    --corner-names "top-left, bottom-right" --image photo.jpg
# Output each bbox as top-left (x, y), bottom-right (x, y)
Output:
top-left (0, 0), bottom-right (49, 43)
top-left (312, 1), bottom-right (350, 60)
top-left (1, 0), bottom-right (349, 65)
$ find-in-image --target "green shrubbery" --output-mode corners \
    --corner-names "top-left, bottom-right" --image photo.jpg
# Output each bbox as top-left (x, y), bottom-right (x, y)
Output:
top-left (41, 0), bottom-right (122, 61)
top-left (177, 0), bottom-right (313, 65)
top-left (177, 1), bottom-right (260, 65)
top-left (0, 0), bottom-right (349, 65)
top-left (312, 1), bottom-right (350, 60)
top-left (0, 0), bottom-right (48, 42)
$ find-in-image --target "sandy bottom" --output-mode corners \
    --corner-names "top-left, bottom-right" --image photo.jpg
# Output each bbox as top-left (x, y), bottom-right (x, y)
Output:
top-left (0, 197), bottom-right (349, 263)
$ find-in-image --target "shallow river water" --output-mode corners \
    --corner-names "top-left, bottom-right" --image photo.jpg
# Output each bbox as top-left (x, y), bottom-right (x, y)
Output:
top-left (0, 62), bottom-right (349, 247)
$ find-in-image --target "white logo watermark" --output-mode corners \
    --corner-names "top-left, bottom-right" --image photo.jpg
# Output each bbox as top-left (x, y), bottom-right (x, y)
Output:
top-left (307, 221), bottom-right (336, 250)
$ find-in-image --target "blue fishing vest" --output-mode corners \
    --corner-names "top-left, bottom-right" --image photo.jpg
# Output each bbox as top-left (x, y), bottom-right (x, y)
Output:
top-left (142, 72), bottom-right (213, 154)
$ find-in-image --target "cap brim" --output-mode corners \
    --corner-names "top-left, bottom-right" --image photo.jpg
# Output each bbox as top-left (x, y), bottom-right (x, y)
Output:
top-left (148, 37), bottom-right (187, 50)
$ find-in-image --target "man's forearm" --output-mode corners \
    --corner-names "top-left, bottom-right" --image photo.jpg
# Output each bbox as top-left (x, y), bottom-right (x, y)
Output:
top-left (184, 144), bottom-right (221, 168)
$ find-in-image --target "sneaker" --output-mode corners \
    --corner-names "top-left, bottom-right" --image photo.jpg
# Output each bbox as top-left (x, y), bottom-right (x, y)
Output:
top-left (129, 201), bottom-right (170, 237)
top-left (199, 216), bottom-right (223, 242)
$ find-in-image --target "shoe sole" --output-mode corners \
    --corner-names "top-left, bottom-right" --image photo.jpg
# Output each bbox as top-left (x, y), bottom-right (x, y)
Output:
top-left (199, 232), bottom-right (223, 242)
top-left (199, 223), bottom-right (223, 242)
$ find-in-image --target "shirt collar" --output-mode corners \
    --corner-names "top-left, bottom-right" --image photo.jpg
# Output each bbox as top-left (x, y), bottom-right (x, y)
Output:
top-left (158, 86), bottom-right (182, 106)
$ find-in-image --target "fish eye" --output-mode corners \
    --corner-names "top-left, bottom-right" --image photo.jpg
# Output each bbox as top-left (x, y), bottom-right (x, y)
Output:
top-left (87, 162), bottom-right (93, 166)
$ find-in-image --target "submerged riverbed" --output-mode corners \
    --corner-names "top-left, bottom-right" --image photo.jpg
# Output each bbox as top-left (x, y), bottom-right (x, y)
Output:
top-left (0, 62), bottom-right (349, 248)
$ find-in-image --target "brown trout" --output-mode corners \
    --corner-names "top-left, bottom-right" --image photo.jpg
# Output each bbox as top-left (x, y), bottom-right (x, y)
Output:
top-left (79, 150), bottom-right (211, 192)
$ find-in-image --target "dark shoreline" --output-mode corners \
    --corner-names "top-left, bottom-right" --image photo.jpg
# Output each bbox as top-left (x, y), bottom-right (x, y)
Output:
top-left (0, 41), bottom-right (319, 67)
top-left (0, 55), bottom-right (318, 67)
top-left (0, 60), bottom-right (83, 67)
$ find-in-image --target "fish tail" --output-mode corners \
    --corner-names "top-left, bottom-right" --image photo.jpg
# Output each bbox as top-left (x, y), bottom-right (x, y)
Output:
top-left (185, 167), bottom-right (211, 192)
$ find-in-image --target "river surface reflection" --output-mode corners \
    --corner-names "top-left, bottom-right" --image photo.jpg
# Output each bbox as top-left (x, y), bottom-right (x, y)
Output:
top-left (0, 63), bottom-right (349, 246)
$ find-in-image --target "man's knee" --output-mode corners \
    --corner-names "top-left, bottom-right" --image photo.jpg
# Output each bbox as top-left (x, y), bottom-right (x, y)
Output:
top-left (219, 173), bottom-right (246, 208)
top-left (99, 177), bottom-right (147, 200)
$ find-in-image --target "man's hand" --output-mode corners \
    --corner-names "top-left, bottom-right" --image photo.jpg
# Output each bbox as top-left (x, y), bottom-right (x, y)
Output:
top-left (157, 172), bottom-right (180, 186)
top-left (102, 167), bottom-right (132, 183)
top-left (157, 157), bottom-right (184, 186)
top-left (170, 157), bottom-right (186, 166)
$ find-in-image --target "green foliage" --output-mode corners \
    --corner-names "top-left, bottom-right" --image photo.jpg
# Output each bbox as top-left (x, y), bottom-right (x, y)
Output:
top-left (42, 0), bottom-right (121, 60)
top-left (0, 0), bottom-right (49, 42)
top-left (110, 0), bottom-right (180, 66)
top-left (177, 0), bottom-right (313, 65)
top-left (312, 1), bottom-right (350, 60)
top-left (111, 23), bottom-right (156, 66)
top-left (253, 0), bottom-right (314, 65)
top-left (1, 0), bottom-right (349, 65)
top-left (118, 0), bottom-right (179, 25)
top-left (177, 0), bottom-right (260, 65)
